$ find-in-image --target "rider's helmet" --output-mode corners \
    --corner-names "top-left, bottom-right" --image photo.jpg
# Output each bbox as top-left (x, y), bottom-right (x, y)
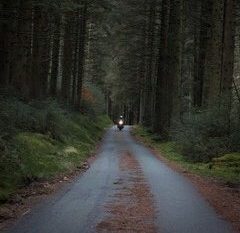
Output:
top-left (120, 115), bottom-right (123, 119)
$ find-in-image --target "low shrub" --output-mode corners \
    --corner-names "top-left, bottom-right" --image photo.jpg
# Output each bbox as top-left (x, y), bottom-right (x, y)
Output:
top-left (0, 95), bottom-right (111, 202)
top-left (171, 104), bottom-right (240, 162)
top-left (134, 126), bottom-right (240, 183)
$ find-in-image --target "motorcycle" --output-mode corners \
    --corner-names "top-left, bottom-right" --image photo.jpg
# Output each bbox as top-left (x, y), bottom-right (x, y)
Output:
top-left (117, 119), bottom-right (124, 131)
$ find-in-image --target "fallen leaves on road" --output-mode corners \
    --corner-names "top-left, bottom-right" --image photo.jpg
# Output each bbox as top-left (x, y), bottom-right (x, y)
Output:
top-left (97, 152), bottom-right (157, 233)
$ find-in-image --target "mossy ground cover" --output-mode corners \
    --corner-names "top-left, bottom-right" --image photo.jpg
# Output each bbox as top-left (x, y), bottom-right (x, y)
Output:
top-left (0, 106), bottom-right (111, 202)
top-left (133, 126), bottom-right (240, 184)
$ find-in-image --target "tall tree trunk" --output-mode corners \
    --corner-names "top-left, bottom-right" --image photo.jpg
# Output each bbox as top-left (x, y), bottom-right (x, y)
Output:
top-left (143, 0), bottom-right (156, 127)
top-left (50, 15), bottom-right (61, 97)
top-left (220, 0), bottom-right (236, 127)
top-left (71, 10), bottom-right (81, 105)
top-left (193, 0), bottom-right (213, 107)
top-left (220, 0), bottom-right (235, 105)
top-left (167, 0), bottom-right (183, 128)
top-left (76, 2), bottom-right (88, 110)
top-left (11, 0), bottom-right (33, 97)
top-left (61, 12), bottom-right (74, 103)
top-left (153, 0), bottom-right (170, 135)
top-left (31, 6), bottom-right (50, 99)
top-left (203, 0), bottom-right (224, 106)
top-left (0, 0), bottom-right (18, 87)
top-left (138, 3), bottom-right (148, 125)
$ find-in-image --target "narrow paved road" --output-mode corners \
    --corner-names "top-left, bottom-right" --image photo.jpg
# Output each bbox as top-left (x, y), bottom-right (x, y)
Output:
top-left (5, 127), bottom-right (233, 233)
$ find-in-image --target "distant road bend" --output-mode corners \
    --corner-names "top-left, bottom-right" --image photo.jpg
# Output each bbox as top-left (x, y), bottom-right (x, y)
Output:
top-left (6, 126), bottom-right (234, 233)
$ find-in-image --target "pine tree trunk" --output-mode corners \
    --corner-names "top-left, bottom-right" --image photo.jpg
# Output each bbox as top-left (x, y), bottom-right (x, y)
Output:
top-left (143, 0), bottom-right (156, 127)
top-left (0, 0), bottom-right (18, 87)
top-left (76, 2), bottom-right (88, 110)
top-left (220, 0), bottom-right (235, 106)
top-left (167, 0), bottom-right (183, 128)
top-left (153, 0), bottom-right (170, 135)
top-left (31, 6), bottom-right (51, 99)
top-left (193, 0), bottom-right (212, 107)
top-left (138, 4), bottom-right (148, 125)
top-left (72, 10), bottom-right (81, 105)
top-left (50, 15), bottom-right (61, 97)
top-left (12, 0), bottom-right (33, 97)
top-left (61, 12), bottom-right (74, 103)
top-left (203, 0), bottom-right (224, 106)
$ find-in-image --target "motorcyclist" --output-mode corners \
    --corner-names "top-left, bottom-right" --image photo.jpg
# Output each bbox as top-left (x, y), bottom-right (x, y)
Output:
top-left (117, 115), bottom-right (124, 130)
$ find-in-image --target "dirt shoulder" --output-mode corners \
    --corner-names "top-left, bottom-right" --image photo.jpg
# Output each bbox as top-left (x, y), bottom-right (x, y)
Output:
top-left (133, 133), bottom-right (240, 233)
top-left (157, 152), bottom-right (240, 233)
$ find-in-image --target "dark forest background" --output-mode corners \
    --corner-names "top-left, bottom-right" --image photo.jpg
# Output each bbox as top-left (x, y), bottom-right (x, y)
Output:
top-left (0, 0), bottom-right (239, 200)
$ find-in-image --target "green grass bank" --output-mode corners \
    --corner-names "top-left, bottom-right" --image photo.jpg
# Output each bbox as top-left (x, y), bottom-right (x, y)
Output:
top-left (133, 126), bottom-right (240, 184)
top-left (0, 97), bottom-right (111, 202)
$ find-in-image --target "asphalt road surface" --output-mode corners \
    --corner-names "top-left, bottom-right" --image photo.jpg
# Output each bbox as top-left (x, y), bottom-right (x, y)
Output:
top-left (5, 126), bottom-right (234, 233)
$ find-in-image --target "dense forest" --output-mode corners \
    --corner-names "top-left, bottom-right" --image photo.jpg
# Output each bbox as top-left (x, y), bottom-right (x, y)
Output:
top-left (104, 0), bottom-right (240, 162)
top-left (0, 0), bottom-right (240, 201)
top-left (0, 0), bottom-right (109, 110)
top-left (0, 0), bottom-right (114, 201)
top-left (1, 1), bottom-right (240, 232)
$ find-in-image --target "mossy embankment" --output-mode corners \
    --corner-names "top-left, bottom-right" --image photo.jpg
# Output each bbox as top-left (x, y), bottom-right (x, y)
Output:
top-left (0, 97), bottom-right (111, 202)
top-left (133, 126), bottom-right (240, 184)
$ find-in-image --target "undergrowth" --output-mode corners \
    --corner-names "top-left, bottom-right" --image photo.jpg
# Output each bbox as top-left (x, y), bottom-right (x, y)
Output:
top-left (0, 96), bottom-right (111, 202)
top-left (133, 126), bottom-right (240, 184)
top-left (171, 105), bottom-right (240, 162)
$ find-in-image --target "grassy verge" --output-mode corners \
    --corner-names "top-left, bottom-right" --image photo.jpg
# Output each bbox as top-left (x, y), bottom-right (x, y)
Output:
top-left (133, 126), bottom-right (240, 184)
top-left (0, 107), bottom-right (111, 202)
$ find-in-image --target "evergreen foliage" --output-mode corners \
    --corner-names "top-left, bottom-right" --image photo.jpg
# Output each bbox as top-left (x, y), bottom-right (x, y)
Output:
top-left (0, 0), bottom-right (240, 192)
